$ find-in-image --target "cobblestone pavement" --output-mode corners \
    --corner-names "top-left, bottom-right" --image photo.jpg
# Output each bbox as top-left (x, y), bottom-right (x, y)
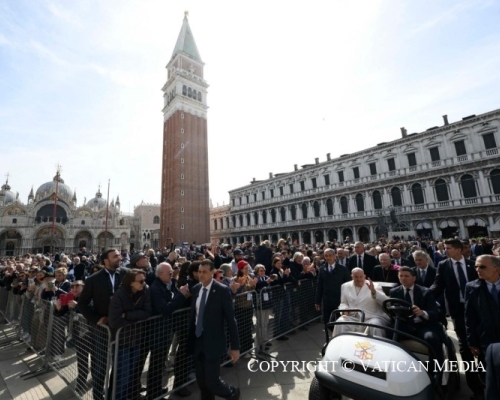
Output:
top-left (0, 317), bottom-right (475, 400)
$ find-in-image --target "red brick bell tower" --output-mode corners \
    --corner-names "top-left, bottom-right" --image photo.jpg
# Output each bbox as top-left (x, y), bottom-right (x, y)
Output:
top-left (160, 13), bottom-right (210, 246)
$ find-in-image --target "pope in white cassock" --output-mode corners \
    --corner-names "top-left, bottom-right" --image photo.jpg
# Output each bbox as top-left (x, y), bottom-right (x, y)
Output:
top-left (333, 267), bottom-right (391, 337)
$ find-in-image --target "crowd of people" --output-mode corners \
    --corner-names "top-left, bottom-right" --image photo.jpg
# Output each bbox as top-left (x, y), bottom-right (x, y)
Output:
top-left (0, 234), bottom-right (499, 400)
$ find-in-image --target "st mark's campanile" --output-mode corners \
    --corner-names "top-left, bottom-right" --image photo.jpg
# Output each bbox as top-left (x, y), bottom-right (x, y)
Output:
top-left (160, 14), bottom-right (210, 246)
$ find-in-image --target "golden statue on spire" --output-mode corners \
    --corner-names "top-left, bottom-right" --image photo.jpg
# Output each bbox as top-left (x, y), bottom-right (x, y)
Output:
top-left (184, 10), bottom-right (189, 18)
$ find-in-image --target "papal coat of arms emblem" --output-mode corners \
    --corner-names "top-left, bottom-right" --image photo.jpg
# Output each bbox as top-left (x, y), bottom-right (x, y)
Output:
top-left (354, 341), bottom-right (376, 360)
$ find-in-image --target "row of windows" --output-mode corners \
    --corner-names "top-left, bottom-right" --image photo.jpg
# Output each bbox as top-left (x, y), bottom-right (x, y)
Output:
top-left (217, 171), bottom-right (500, 230)
top-left (232, 133), bottom-right (498, 205)
top-left (182, 85), bottom-right (202, 101)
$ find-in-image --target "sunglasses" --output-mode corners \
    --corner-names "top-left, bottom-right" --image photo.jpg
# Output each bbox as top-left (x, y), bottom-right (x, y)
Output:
top-left (475, 265), bottom-right (488, 270)
top-left (136, 279), bottom-right (146, 284)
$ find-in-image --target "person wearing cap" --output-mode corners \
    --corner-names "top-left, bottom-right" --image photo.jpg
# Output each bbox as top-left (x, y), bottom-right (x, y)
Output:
top-left (230, 249), bottom-right (248, 275)
top-left (130, 252), bottom-right (155, 286)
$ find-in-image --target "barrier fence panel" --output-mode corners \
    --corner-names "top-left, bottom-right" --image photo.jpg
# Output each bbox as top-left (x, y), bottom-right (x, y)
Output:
top-left (258, 279), bottom-right (321, 345)
top-left (0, 287), bottom-right (9, 318)
top-left (168, 307), bottom-right (194, 396)
top-left (234, 290), bottom-right (257, 358)
top-left (5, 291), bottom-right (22, 323)
top-left (111, 308), bottom-right (194, 400)
top-left (296, 279), bottom-right (322, 327)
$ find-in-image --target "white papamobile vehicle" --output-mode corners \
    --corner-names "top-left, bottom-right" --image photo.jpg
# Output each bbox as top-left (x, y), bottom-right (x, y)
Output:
top-left (309, 289), bottom-right (460, 400)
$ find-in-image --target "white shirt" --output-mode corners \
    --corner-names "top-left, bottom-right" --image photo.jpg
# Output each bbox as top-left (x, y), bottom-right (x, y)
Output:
top-left (451, 257), bottom-right (468, 303)
top-left (195, 279), bottom-right (214, 325)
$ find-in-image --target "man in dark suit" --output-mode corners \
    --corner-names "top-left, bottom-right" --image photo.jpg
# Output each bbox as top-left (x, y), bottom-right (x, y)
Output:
top-left (430, 239), bottom-right (482, 398)
top-left (412, 250), bottom-right (437, 288)
top-left (188, 259), bottom-right (240, 400)
top-left (146, 262), bottom-right (190, 399)
top-left (465, 255), bottom-right (500, 358)
top-left (315, 249), bottom-right (351, 326)
top-left (348, 242), bottom-right (379, 277)
top-left (391, 249), bottom-right (409, 267)
top-left (78, 248), bottom-right (123, 400)
top-left (391, 267), bottom-right (445, 365)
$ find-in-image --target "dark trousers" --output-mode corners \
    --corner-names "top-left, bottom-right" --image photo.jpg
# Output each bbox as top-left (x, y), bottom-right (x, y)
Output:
top-left (194, 338), bottom-right (233, 400)
top-left (90, 325), bottom-right (111, 399)
top-left (75, 334), bottom-right (90, 393)
top-left (453, 305), bottom-right (483, 393)
top-left (413, 324), bottom-right (445, 366)
top-left (485, 343), bottom-right (500, 400)
top-left (146, 323), bottom-right (172, 398)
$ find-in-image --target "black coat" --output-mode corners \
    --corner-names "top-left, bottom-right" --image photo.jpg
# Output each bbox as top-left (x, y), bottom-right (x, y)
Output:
top-left (108, 286), bottom-right (151, 341)
top-left (269, 267), bottom-right (296, 286)
top-left (187, 280), bottom-right (240, 360)
top-left (78, 267), bottom-right (124, 325)
top-left (412, 266), bottom-right (437, 288)
top-left (348, 253), bottom-right (379, 278)
top-left (315, 263), bottom-right (350, 321)
top-left (465, 279), bottom-right (500, 352)
top-left (390, 284), bottom-right (440, 333)
top-left (371, 266), bottom-right (400, 284)
top-left (430, 258), bottom-right (477, 319)
top-left (74, 263), bottom-right (87, 281)
top-left (149, 277), bottom-right (187, 318)
top-left (255, 246), bottom-right (273, 274)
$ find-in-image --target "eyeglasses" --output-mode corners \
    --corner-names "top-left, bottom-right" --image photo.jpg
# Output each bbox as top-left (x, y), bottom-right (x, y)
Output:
top-left (475, 265), bottom-right (488, 270)
top-left (136, 279), bottom-right (146, 284)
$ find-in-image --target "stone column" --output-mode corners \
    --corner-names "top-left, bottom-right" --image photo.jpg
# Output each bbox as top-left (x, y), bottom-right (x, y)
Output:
top-left (432, 220), bottom-right (440, 240)
top-left (369, 225), bottom-right (375, 241)
top-left (477, 170), bottom-right (489, 200)
top-left (403, 186), bottom-right (411, 206)
top-left (458, 218), bottom-right (466, 238)
top-left (449, 176), bottom-right (461, 204)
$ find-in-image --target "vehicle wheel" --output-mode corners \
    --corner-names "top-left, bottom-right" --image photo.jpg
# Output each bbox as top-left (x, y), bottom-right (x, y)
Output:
top-left (309, 377), bottom-right (339, 400)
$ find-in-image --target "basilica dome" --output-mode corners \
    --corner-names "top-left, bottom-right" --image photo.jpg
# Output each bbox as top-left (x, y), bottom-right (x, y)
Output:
top-left (35, 174), bottom-right (74, 203)
top-left (0, 181), bottom-right (15, 205)
top-left (86, 189), bottom-right (107, 209)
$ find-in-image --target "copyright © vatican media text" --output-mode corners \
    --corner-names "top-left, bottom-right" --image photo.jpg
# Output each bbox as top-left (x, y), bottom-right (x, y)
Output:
top-left (248, 359), bottom-right (485, 373)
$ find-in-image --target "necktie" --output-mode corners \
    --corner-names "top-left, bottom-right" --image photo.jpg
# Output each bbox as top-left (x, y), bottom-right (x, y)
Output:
top-left (358, 255), bottom-right (362, 269)
top-left (195, 288), bottom-right (208, 337)
top-left (456, 261), bottom-right (467, 298)
top-left (329, 265), bottom-right (334, 273)
top-left (421, 269), bottom-right (426, 283)
top-left (405, 288), bottom-right (412, 305)
top-left (491, 284), bottom-right (499, 305)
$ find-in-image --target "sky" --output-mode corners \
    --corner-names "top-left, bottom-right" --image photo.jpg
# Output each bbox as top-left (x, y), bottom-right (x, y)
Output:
top-left (1, 0), bottom-right (500, 212)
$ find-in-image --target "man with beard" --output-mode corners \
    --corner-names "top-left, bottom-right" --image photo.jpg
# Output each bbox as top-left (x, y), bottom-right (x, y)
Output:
top-left (78, 248), bottom-right (123, 399)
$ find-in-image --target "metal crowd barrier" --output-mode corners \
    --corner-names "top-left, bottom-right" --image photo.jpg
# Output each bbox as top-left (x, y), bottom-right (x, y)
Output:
top-left (257, 279), bottom-right (321, 347)
top-left (0, 287), bottom-right (10, 319)
top-left (0, 278), bottom-right (322, 400)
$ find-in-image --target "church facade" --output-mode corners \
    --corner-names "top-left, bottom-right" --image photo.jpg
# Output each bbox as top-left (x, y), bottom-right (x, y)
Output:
top-left (211, 108), bottom-right (500, 245)
top-left (0, 172), bottom-right (131, 256)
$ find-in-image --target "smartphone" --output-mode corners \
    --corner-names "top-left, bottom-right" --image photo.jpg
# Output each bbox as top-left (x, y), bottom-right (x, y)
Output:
top-left (60, 294), bottom-right (68, 306)
top-left (47, 282), bottom-right (55, 289)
